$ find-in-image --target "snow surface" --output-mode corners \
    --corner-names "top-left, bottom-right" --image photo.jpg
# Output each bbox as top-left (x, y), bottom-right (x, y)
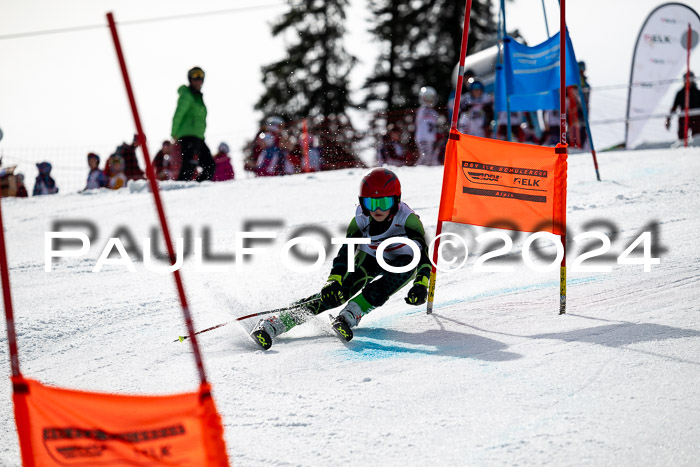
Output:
top-left (1, 147), bottom-right (700, 466)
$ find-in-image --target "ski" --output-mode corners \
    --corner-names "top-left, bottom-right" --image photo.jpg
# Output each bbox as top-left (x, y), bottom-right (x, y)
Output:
top-left (174, 297), bottom-right (321, 342)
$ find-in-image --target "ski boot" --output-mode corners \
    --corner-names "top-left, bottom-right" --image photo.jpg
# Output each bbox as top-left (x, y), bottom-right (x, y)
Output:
top-left (331, 295), bottom-right (374, 342)
top-left (250, 316), bottom-right (286, 350)
top-left (331, 313), bottom-right (354, 342)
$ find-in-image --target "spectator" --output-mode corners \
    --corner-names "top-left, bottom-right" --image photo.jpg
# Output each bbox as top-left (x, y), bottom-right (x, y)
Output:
top-left (153, 140), bottom-right (178, 181)
top-left (108, 155), bottom-right (127, 190)
top-left (307, 136), bottom-right (323, 172)
top-left (256, 134), bottom-right (286, 176)
top-left (567, 86), bottom-right (587, 149)
top-left (114, 135), bottom-right (145, 181)
top-left (295, 134), bottom-right (322, 173)
top-left (666, 71), bottom-right (700, 141)
top-left (171, 66), bottom-right (215, 181)
top-left (255, 116), bottom-right (288, 176)
top-left (540, 109), bottom-right (562, 146)
top-left (521, 112), bottom-right (541, 144)
top-left (496, 111), bottom-right (526, 142)
top-left (415, 86), bottom-right (442, 166)
top-left (377, 124), bottom-right (410, 167)
top-left (457, 81), bottom-right (494, 138)
top-left (212, 142), bottom-right (235, 182)
top-left (244, 124), bottom-right (266, 173)
top-left (33, 162), bottom-right (58, 196)
top-left (15, 173), bottom-right (28, 198)
top-left (84, 153), bottom-right (107, 190)
top-left (448, 68), bottom-right (476, 124)
top-left (578, 61), bottom-right (590, 112)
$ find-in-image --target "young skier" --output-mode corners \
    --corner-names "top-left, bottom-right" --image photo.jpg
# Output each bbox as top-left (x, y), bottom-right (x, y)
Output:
top-left (250, 168), bottom-right (432, 350)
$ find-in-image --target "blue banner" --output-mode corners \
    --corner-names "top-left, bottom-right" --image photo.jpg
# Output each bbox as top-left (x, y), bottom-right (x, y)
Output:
top-left (495, 31), bottom-right (581, 112)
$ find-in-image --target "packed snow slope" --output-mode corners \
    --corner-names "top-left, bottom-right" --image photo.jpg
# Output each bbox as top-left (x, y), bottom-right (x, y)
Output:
top-left (1, 146), bottom-right (700, 466)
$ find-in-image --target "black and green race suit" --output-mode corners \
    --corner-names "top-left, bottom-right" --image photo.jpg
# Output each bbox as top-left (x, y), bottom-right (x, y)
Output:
top-left (279, 202), bottom-right (431, 331)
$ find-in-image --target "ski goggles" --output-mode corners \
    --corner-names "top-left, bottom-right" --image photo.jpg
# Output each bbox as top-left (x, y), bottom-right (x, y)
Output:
top-left (189, 69), bottom-right (205, 80)
top-left (361, 196), bottom-right (395, 212)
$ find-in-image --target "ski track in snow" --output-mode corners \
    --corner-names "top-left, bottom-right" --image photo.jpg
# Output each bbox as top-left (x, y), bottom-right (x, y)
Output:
top-left (1, 148), bottom-right (700, 465)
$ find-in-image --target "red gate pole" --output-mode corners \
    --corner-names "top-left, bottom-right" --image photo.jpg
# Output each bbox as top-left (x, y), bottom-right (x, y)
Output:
top-left (0, 194), bottom-right (21, 379)
top-left (426, 0), bottom-right (473, 314)
top-left (106, 13), bottom-right (208, 385)
top-left (557, 0), bottom-right (568, 315)
top-left (684, 23), bottom-right (691, 148)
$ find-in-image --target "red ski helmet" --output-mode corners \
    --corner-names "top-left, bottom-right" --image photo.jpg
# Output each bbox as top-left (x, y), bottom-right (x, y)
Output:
top-left (359, 168), bottom-right (401, 215)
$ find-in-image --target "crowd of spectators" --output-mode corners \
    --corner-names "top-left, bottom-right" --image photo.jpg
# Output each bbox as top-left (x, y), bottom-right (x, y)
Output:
top-left (238, 61), bottom-right (594, 175)
top-left (242, 114), bottom-right (365, 176)
top-left (369, 62), bottom-right (593, 169)
top-left (0, 61), bottom-right (617, 196)
top-left (0, 159), bottom-right (54, 198)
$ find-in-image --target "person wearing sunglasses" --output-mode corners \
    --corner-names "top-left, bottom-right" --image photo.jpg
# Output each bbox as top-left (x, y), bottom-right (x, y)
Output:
top-left (251, 168), bottom-right (431, 350)
top-left (171, 66), bottom-right (216, 182)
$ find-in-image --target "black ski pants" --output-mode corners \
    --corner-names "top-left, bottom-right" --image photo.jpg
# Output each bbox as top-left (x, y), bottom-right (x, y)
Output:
top-left (177, 136), bottom-right (215, 181)
top-left (281, 251), bottom-right (416, 329)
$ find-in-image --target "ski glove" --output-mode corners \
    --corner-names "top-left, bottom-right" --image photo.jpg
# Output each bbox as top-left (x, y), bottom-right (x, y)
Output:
top-left (321, 275), bottom-right (344, 307)
top-left (405, 277), bottom-right (429, 306)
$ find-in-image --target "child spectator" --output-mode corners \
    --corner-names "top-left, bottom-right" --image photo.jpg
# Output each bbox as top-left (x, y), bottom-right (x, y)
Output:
top-left (15, 173), bottom-right (28, 198)
top-left (415, 86), bottom-right (442, 166)
top-left (377, 124), bottom-right (410, 166)
top-left (33, 162), bottom-right (59, 196)
top-left (540, 109), bottom-right (562, 146)
top-left (496, 111), bottom-right (526, 142)
top-left (153, 140), bottom-right (177, 181)
top-left (114, 134), bottom-right (145, 181)
top-left (299, 134), bottom-right (323, 173)
top-left (244, 125), bottom-right (266, 173)
top-left (448, 69), bottom-right (476, 124)
top-left (108, 155), bottom-right (127, 190)
top-left (457, 81), bottom-right (494, 138)
top-left (579, 61), bottom-right (590, 112)
top-left (212, 142), bottom-right (235, 182)
top-left (84, 153), bottom-right (107, 190)
top-left (255, 116), bottom-right (288, 177)
top-left (256, 134), bottom-right (287, 176)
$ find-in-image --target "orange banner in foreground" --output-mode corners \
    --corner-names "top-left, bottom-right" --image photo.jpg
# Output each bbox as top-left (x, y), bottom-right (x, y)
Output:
top-left (12, 377), bottom-right (229, 466)
top-left (438, 132), bottom-right (567, 234)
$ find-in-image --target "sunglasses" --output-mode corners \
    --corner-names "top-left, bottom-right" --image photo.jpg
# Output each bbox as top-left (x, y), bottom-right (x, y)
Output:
top-left (190, 71), bottom-right (205, 80)
top-left (361, 196), bottom-right (395, 212)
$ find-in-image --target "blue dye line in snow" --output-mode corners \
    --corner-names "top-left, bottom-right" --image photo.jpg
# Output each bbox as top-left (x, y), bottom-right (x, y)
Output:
top-left (340, 335), bottom-right (438, 361)
top-left (334, 275), bottom-right (603, 361)
top-left (431, 275), bottom-right (601, 311)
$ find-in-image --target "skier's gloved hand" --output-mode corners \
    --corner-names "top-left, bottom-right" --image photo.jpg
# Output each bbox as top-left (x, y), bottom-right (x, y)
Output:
top-left (405, 277), bottom-right (428, 306)
top-left (665, 117), bottom-right (671, 130)
top-left (321, 275), bottom-right (344, 307)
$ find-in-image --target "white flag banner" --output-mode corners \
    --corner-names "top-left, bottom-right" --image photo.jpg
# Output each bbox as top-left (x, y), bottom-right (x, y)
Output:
top-left (625, 3), bottom-right (700, 148)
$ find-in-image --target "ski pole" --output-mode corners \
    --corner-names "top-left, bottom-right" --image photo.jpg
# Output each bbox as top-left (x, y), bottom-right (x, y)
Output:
top-left (174, 297), bottom-right (321, 342)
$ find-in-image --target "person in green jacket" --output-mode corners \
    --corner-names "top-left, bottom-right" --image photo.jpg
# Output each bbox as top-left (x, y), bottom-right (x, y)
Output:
top-left (171, 66), bottom-right (215, 181)
top-left (250, 168), bottom-right (432, 350)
